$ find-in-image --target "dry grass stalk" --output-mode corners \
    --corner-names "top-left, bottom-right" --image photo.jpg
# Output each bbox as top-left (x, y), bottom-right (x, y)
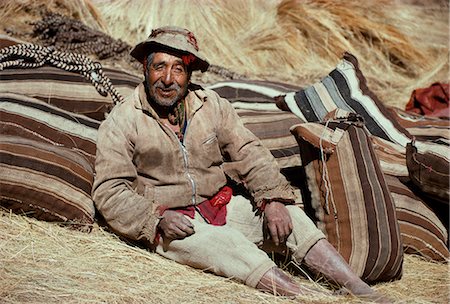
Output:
top-left (1, 0), bottom-right (447, 108)
top-left (1, 209), bottom-right (448, 304)
top-left (95, 0), bottom-right (448, 109)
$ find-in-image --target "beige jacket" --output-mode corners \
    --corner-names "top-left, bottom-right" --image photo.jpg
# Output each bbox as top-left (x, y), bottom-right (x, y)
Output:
top-left (92, 82), bottom-right (295, 244)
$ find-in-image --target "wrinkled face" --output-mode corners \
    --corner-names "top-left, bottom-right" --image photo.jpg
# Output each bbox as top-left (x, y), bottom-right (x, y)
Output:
top-left (145, 52), bottom-right (189, 108)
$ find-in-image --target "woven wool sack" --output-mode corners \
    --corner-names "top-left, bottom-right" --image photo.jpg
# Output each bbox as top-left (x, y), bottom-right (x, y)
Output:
top-left (290, 112), bottom-right (403, 283)
top-left (385, 175), bottom-right (449, 262)
top-left (0, 92), bottom-right (99, 166)
top-left (1, 135), bottom-right (95, 231)
top-left (0, 66), bottom-right (140, 121)
top-left (209, 80), bottom-right (305, 169)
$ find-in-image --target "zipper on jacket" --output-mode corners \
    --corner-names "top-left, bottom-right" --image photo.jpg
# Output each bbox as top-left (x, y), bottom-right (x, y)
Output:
top-left (161, 121), bottom-right (197, 206)
top-left (179, 141), bottom-right (197, 206)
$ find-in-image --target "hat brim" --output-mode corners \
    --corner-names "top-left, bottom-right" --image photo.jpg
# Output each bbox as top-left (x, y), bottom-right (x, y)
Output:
top-left (130, 41), bottom-right (210, 72)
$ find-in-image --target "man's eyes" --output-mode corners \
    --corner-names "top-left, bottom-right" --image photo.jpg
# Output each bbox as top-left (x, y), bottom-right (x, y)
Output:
top-left (151, 64), bottom-right (186, 74)
top-left (173, 66), bottom-right (185, 73)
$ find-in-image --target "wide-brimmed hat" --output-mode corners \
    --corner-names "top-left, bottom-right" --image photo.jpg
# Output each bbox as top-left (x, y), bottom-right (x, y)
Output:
top-left (130, 26), bottom-right (209, 72)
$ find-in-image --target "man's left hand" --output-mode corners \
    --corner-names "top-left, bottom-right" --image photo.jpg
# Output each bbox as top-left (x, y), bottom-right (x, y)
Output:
top-left (263, 201), bottom-right (293, 246)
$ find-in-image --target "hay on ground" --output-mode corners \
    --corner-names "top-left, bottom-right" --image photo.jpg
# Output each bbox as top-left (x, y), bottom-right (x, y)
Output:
top-left (1, 209), bottom-right (448, 304)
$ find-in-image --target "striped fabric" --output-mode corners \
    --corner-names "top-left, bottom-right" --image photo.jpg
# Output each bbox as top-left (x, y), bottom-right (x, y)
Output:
top-left (0, 34), bottom-right (26, 48)
top-left (406, 142), bottom-right (449, 204)
top-left (388, 107), bottom-right (450, 142)
top-left (276, 52), bottom-right (412, 147)
top-left (0, 66), bottom-right (141, 121)
top-left (385, 175), bottom-right (449, 262)
top-left (208, 79), bottom-right (302, 111)
top-left (235, 109), bottom-right (302, 169)
top-left (386, 107), bottom-right (450, 203)
top-left (274, 52), bottom-right (450, 204)
top-left (0, 135), bottom-right (95, 230)
top-left (291, 120), bottom-right (403, 283)
top-left (208, 80), bottom-right (305, 169)
top-left (0, 92), bottom-right (99, 166)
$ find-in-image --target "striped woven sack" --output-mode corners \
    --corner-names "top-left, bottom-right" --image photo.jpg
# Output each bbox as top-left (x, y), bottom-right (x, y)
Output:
top-left (0, 135), bottom-right (95, 231)
top-left (387, 107), bottom-right (450, 203)
top-left (0, 66), bottom-right (141, 121)
top-left (0, 92), bottom-right (99, 166)
top-left (290, 111), bottom-right (403, 283)
top-left (388, 107), bottom-right (450, 142)
top-left (275, 52), bottom-right (412, 146)
top-left (208, 80), bottom-right (305, 169)
top-left (385, 175), bottom-right (448, 262)
top-left (406, 141), bottom-right (449, 204)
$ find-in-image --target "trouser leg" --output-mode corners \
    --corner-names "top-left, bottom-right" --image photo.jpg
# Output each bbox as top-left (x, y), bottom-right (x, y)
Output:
top-left (225, 195), bottom-right (326, 260)
top-left (225, 196), bottom-right (326, 296)
top-left (155, 215), bottom-right (275, 288)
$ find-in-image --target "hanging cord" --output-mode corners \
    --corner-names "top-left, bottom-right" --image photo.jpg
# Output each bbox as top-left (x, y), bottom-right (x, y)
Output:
top-left (319, 119), bottom-right (338, 218)
top-left (0, 43), bottom-right (124, 105)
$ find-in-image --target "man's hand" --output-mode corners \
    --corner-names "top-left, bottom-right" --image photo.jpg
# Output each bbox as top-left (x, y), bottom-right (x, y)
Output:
top-left (264, 201), bottom-right (293, 246)
top-left (158, 210), bottom-right (195, 240)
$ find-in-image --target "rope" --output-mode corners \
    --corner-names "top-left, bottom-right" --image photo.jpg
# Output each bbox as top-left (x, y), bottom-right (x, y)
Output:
top-left (319, 119), bottom-right (338, 218)
top-left (0, 43), bottom-right (124, 105)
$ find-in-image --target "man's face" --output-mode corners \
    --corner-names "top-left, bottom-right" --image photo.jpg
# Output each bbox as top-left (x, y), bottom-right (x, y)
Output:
top-left (146, 52), bottom-right (189, 107)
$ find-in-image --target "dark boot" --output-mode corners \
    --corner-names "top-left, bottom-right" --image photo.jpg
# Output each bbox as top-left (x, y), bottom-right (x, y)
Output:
top-left (256, 267), bottom-right (301, 296)
top-left (304, 239), bottom-right (392, 303)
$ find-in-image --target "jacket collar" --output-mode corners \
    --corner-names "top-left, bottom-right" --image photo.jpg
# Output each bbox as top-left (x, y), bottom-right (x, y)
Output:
top-left (134, 82), bottom-right (206, 119)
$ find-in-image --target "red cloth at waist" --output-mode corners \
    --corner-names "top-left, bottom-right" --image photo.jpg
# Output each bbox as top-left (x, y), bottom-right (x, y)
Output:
top-left (161, 186), bottom-right (233, 226)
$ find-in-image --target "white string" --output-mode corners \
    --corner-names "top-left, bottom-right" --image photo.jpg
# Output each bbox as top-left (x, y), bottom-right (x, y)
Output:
top-left (319, 119), bottom-right (336, 216)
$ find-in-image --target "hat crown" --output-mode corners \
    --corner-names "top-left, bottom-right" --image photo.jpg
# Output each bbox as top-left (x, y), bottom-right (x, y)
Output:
top-left (130, 26), bottom-right (209, 72)
top-left (149, 26), bottom-right (199, 51)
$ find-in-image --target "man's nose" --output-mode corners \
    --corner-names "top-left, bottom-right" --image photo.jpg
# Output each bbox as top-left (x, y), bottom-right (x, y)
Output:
top-left (161, 68), bottom-right (174, 85)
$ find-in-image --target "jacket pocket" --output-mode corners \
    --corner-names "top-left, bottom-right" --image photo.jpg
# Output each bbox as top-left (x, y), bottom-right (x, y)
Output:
top-left (202, 134), bottom-right (222, 165)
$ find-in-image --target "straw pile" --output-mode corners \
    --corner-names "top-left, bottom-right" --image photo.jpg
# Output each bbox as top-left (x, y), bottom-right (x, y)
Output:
top-left (0, 0), bottom-right (449, 303)
top-left (1, 209), bottom-right (448, 304)
top-left (1, 0), bottom-right (448, 108)
top-left (95, 0), bottom-right (449, 108)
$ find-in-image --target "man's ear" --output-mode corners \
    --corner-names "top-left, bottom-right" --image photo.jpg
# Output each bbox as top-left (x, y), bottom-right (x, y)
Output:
top-left (143, 57), bottom-right (148, 74)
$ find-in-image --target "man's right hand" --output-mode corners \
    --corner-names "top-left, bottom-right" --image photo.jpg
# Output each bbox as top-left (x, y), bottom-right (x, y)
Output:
top-left (158, 210), bottom-right (195, 240)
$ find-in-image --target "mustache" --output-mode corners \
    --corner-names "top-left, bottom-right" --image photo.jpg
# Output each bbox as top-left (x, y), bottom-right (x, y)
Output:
top-left (154, 80), bottom-right (180, 90)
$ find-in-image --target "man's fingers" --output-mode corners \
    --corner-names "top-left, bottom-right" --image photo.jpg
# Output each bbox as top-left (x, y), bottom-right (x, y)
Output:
top-left (268, 219), bottom-right (292, 246)
top-left (268, 222), bottom-right (280, 246)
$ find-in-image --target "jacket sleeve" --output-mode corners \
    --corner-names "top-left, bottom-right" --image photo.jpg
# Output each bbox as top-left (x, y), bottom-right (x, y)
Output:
top-left (211, 91), bottom-right (296, 208)
top-left (92, 102), bottom-right (161, 245)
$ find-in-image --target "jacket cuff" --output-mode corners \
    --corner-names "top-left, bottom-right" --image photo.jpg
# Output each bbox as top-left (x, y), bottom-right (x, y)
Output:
top-left (139, 205), bottom-right (166, 245)
top-left (253, 183), bottom-right (296, 210)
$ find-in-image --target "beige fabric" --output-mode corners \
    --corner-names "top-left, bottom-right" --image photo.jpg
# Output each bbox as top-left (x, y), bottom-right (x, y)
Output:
top-left (156, 195), bottom-right (325, 287)
top-left (92, 83), bottom-right (296, 244)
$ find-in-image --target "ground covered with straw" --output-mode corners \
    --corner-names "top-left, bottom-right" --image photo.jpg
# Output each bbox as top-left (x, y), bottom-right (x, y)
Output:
top-left (1, 209), bottom-right (448, 304)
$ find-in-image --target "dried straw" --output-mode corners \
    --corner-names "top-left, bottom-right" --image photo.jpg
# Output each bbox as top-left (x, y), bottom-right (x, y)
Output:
top-left (95, 0), bottom-right (448, 109)
top-left (0, 0), bottom-right (107, 35)
top-left (1, 209), bottom-right (448, 304)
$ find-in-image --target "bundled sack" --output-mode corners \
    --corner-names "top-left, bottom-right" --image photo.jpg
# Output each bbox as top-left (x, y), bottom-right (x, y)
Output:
top-left (385, 175), bottom-right (448, 262)
top-left (0, 93), bottom-right (100, 230)
top-left (274, 52), bottom-right (415, 180)
top-left (274, 51), bottom-right (450, 207)
top-left (1, 135), bottom-right (95, 231)
top-left (406, 141), bottom-right (449, 204)
top-left (0, 65), bottom-right (140, 121)
top-left (209, 80), bottom-right (305, 169)
top-left (1, 92), bottom-right (99, 166)
top-left (275, 52), bottom-right (412, 147)
top-left (0, 42), bottom-right (141, 121)
top-left (290, 109), bottom-right (403, 283)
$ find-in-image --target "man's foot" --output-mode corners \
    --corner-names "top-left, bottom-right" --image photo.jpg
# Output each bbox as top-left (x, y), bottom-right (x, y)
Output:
top-left (256, 267), bottom-right (324, 297)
